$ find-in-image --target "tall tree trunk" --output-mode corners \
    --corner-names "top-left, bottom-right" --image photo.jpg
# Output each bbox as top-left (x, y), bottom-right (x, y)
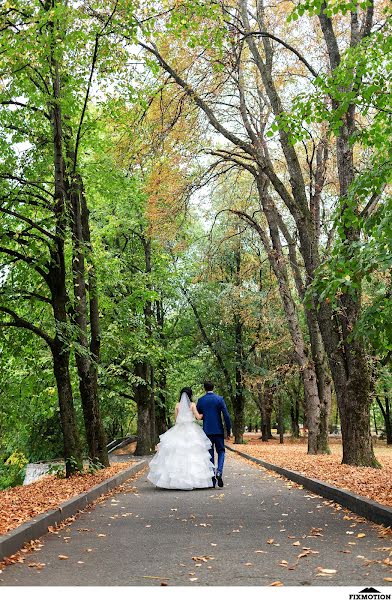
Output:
top-left (233, 242), bottom-right (245, 443)
top-left (306, 309), bottom-right (332, 453)
top-left (254, 177), bottom-right (321, 454)
top-left (134, 236), bottom-right (156, 453)
top-left (49, 26), bottom-right (82, 475)
top-left (67, 168), bottom-right (108, 467)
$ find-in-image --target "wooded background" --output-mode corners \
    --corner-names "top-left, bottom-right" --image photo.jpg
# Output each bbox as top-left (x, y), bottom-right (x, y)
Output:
top-left (0, 0), bottom-right (390, 486)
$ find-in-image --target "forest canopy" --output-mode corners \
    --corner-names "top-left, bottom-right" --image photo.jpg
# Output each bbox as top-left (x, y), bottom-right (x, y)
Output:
top-left (0, 0), bottom-right (391, 487)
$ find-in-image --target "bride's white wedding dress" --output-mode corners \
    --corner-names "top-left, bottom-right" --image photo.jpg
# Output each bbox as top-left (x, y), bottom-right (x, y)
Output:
top-left (147, 393), bottom-right (214, 490)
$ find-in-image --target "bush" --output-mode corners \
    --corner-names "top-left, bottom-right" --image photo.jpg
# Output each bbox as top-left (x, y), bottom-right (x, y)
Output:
top-left (0, 451), bottom-right (28, 490)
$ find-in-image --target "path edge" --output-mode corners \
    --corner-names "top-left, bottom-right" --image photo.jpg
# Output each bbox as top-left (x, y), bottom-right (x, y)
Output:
top-left (0, 460), bottom-right (146, 562)
top-left (226, 445), bottom-right (392, 527)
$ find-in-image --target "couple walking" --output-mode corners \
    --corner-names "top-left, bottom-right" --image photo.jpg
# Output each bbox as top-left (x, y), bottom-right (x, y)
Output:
top-left (147, 381), bottom-right (232, 490)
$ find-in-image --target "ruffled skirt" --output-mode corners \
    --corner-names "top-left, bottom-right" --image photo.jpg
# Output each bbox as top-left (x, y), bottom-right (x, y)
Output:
top-left (147, 422), bottom-right (215, 490)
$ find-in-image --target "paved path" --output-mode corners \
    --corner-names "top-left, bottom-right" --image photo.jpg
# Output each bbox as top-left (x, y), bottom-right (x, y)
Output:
top-left (1, 456), bottom-right (390, 586)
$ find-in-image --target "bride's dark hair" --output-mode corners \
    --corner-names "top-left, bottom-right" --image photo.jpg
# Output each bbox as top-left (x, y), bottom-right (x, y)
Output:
top-left (179, 387), bottom-right (193, 400)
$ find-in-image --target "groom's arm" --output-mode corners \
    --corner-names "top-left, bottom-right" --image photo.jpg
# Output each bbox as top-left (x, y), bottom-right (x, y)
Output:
top-left (220, 398), bottom-right (231, 437)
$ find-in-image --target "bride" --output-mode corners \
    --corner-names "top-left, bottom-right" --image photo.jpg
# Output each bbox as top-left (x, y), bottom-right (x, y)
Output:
top-left (147, 387), bottom-right (215, 490)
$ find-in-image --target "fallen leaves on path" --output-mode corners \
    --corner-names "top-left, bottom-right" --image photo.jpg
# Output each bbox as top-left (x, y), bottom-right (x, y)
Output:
top-left (0, 463), bottom-right (134, 535)
top-left (232, 441), bottom-right (392, 507)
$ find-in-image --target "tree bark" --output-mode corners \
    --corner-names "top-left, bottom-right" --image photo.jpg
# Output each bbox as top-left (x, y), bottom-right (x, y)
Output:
top-left (254, 177), bottom-right (321, 454)
top-left (134, 236), bottom-right (156, 454)
top-left (233, 241), bottom-right (245, 443)
top-left (64, 136), bottom-right (108, 467)
top-left (134, 362), bottom-right (155, 455)
top-left (290, 395), bottom-right (300, 438)
top-left (48, 20), bottom-right (82, 475)
top-left (376, 394), bottom-right (392, 445)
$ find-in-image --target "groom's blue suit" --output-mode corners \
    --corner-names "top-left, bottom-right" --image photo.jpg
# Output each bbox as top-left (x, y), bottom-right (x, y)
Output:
top-left (197, 392), bottom-right (231, 476)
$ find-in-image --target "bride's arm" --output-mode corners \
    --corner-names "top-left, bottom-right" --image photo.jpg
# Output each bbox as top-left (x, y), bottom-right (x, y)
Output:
top-left (191, 402), bottom-right (203, 420)
top-left (174, 403), bottom-right (180, 419)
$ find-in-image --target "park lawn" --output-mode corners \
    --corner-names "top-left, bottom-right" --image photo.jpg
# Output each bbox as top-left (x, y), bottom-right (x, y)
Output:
top-left (0, 463), bottom-right (134, 536)
top-left (231, 436), bottom-right (392, 508)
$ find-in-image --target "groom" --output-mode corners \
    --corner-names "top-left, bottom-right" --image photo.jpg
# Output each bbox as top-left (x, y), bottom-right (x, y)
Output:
top-left (197, 381), bottom-right (231, 488)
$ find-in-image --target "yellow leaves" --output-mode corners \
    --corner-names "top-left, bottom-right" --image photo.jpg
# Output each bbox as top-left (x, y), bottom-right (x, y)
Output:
top-left (58, 555), bottom-right (69, 560)
top-left (357, 533), bottom-right (366, 538)
top-left (270, 581), bottom-right (284, 586)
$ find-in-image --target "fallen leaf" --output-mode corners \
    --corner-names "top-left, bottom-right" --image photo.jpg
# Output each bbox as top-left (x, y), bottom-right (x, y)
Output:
top-left (28, 562), bottom-right (45, 569)
top-left (189, 578), bottom-right (198, 582)
top-left (270, 581), bottom-right (284, 586)
top-left (317, 568), bottom-right (337, 574)
top-left (58, 555), bottom-right (69, 560)
top-left (292, 541), bottom-right (301, 546)
top-left (357, 533), bottom-right (366, 538)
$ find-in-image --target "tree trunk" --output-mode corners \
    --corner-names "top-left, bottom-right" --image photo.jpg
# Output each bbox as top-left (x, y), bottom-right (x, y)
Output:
top-left (305, 308), bottom-right (332, 453)
top-left (48, 32), bottom-right (82, 476)
top-left (376, 394), bottom-right (392, 445)
top-left (155, 300), bottom-right (169, 436)
top-left (290, 396), bottom-right (300, 438)
top-left (68, 171), bottom-right (108, 467)
top-left (233, 241), bottom-right (245, 443)
top-left (254, 177), bottom-right (320, 454)
top-left (134, 363), bottom-right (155, 455)
top-left (278, 397), bottom-right (284, 444)
top-left (256, 381), bottom-right (274, 441)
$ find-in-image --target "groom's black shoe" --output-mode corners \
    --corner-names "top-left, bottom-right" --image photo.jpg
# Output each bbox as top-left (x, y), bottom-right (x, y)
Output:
top-left (216, 472), bottom-right (223, 488)
top-left (212, 476), bottom-right (216, 488)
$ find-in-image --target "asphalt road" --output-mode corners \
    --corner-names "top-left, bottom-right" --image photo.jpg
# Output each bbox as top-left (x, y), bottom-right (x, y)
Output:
top-left (0, 455), bottom-right (390, 586)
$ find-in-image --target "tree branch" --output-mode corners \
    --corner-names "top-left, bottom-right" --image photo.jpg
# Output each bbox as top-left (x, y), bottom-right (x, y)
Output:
top-left (0, 306), bottom-right (53, 347)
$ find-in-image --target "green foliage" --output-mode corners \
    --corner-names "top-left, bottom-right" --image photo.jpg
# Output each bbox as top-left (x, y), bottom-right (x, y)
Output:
top-left (0, 451), bottom-right (28, 490)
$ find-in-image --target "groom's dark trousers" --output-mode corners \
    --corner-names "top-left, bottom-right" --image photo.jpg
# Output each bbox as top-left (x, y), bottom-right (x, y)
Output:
top-left (207, 434), bottom-right (225, 475)
top-left (197, 392), bottom-right (231, 476)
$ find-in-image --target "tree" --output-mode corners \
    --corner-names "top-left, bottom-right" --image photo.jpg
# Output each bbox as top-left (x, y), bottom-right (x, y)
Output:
top-left (114, 0), bottom-right (387, 465)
